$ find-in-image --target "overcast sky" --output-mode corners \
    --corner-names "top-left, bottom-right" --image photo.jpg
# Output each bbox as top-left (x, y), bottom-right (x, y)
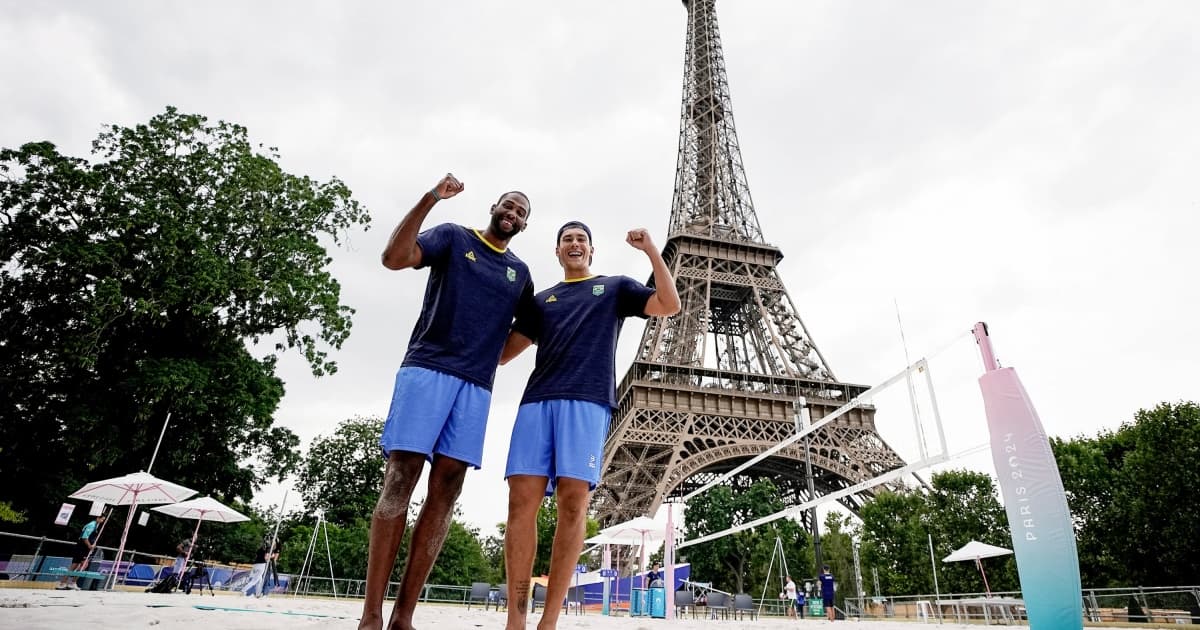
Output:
top-left (3, 1), bottom-right (1197, 538)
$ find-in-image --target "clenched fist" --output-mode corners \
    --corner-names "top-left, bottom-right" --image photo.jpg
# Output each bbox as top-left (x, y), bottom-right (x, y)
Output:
top-left (432, 173), bottom-right (464, 201)
top-left (626, 228), bottom-right (656, 252)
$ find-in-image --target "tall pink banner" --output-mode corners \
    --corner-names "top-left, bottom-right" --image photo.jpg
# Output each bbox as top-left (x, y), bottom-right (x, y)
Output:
top-left (975, 323), bottom-right (1082, 630)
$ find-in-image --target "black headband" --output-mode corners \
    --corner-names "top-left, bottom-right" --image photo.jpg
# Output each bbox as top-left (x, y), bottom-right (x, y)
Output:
top-left (557, 221), bottom-right (592, 243)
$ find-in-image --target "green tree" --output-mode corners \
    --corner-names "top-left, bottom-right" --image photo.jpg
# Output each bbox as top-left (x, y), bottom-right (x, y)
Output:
top-left (277, 517), bottom-right (372, 592)
top-left (481, 532), bottom-right (506, 582)
top-left (819, 512), bottom-right (857, 608)
top-left (858, 488), bottom-right (931, 595)
top-left (1051, 432), bottom-right (1128, 586)
top-left (430, 520), bottom-right (495, 585)
top-left (746, 520), bottom-right (811, 600)
top-left (296, 415), bottom-right (385, 526)
top-left (1054, 401), bottom-right (1200, 587)
top-left (682, 479), bottom-right (805, 594)
top-left (924, 469), bottom-right (1016, 594)
top-left (1113, 402), bottom-right (1199, 586)
top-left (0, 107), bottom-right (370, 550)
top-left (0, 501), bottom-right (25, 524)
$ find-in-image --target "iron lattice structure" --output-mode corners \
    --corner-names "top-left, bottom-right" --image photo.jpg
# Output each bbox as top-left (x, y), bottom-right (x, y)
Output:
top-left (593, 0), bottom-right (908, 528)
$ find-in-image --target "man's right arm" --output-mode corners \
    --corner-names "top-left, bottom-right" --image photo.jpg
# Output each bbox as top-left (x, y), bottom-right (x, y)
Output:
top-left (382, 173), bottom-right (464, 270)
top-left (501, 279), bottom-right (539, 365)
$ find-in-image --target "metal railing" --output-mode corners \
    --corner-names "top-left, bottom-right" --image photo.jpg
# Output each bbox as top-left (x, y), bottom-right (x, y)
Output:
top-left (4, 529), bottom-right (1196, 623)
top-left (845, 586), bottom-right (1200, 624)
top-left (0, 530), bottom-right (244, 588)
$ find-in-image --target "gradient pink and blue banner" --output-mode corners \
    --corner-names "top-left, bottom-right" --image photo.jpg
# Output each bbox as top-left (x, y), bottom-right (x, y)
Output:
top-left (975, 323), bottom-right (1082, 630)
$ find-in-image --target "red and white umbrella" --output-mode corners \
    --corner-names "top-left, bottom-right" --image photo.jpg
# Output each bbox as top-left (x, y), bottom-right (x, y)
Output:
top-left (153, 496), bottom-right (249, 576)
top-left (70, 471), bottom-right (197, 588)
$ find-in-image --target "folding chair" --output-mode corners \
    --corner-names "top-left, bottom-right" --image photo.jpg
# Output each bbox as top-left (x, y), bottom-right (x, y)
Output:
top-left (675, 590), bottom-right (697, 619)
top-left (706, 591), bottom-right (730, 619)
top-left (467, 581), bottom-right (491, 610)
top-left (733, 593), bottom-right (757, 620)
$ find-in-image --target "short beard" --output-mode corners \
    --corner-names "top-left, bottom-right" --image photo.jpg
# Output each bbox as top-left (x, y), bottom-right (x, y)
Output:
top-left (490, 213), bottom-right (519, 239)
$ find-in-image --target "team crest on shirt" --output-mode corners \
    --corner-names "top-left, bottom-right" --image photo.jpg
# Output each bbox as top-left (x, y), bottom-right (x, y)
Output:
top-left (592, 284), bottom-right (605, 296)
top-left (464, 251), bottom-right (477, 262)
top-left (506, 266), bottom-right (516, 282)
top-left (545, 294), bottom-right (557, 303)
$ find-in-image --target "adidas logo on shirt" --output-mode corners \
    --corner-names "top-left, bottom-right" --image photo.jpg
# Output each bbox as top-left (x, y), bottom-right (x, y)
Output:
top-left (464, 251), bottom-right (477, 262)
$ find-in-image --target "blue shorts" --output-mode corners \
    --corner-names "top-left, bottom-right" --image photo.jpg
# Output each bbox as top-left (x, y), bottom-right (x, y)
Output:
top-left (380, 366), bottom-right (492, 469)
top-left (504, 399), bottom-right (611, 495)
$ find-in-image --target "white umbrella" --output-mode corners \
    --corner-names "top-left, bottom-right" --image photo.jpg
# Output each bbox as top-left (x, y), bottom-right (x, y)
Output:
top-left (943, 540), bottom-right (1013, 597)
top-left (586, 530), bottom-right (648, 546)
top-left (69, 471), bottom-right (197, 588)
top-left (585, 530), bottom-right (647, 610)
top-left (601, 516), bottom-right (667, 591)
top-left (153, 496), bottom-right (249, 580)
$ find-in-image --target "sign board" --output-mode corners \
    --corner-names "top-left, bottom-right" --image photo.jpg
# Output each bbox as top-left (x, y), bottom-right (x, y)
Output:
top-left (89, 501), bottom-right (106, 516)
top-left (600, 569), bottom-right (618, 577)
top-left (54, 503), bottom-right (75, 526)
top-left (138, 511), bottom-right (150, 526)
top-left (576, 564), bottom-right (588, 574)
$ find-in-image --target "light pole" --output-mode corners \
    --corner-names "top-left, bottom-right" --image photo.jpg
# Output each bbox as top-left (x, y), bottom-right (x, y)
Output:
top-left (796, 397), bottom-right (823, 571)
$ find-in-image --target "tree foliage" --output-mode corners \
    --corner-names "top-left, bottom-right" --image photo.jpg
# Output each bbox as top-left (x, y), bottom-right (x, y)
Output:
top-left (295, 415), bottom-right (385, 525)
top-left (0, 107), bottom-right (370, 551)
top-left (925, 470), bottom-right (1016, 594)
top-left (858, 489), bottom-right (930, 595)
top-left (0, 501), bottom-right (25, 524)
top-left (1053, 401), bottom-right (1199, 587)
top-left (856, 470), bottom-right (1015, 598)
top-left (819, 512), bottom-right (858, 606)
top-left (432, 520), bottom-right (496, 585)
top-left (681, 479), bottom-right (811, 595)
top-left (675, 401), bottom-right (1197, 602)
top-left (276, 516), bottom-right (372, 591)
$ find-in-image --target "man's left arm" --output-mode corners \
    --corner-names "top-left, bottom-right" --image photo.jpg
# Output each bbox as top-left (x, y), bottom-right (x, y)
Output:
top-left (626, 229), bottom-right (681, 317)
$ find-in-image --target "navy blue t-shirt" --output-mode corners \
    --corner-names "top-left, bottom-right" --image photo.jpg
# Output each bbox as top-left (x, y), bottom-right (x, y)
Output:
top-left (819, 573), bottom-right (835, 601)
top-left (513, 275), bottom-right (655, 409)
top-left (401, 223), bottom-right (534, 390)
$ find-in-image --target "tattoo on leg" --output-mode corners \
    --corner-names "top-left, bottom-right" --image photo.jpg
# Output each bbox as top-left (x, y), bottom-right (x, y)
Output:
top-left (515, 582), bottom-right (530, 614)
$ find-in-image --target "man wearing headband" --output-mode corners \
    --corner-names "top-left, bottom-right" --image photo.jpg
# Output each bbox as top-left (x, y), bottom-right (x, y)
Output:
top-left (499, 221), bottom-right (680, 630)
top-left (363, 173), bottom-right (535, 630)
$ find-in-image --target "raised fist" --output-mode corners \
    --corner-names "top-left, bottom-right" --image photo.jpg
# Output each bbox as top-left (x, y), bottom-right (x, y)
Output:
top-left (626, 228), bottom-right (655, 252)
top-left (433, 173), bottom-right (464, 200)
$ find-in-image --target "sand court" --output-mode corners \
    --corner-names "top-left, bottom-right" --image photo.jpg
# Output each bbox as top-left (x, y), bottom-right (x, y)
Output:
top-left (0, 585), bottom-right (988, 628)
top-left (0, 587), bottom-right (997, 630)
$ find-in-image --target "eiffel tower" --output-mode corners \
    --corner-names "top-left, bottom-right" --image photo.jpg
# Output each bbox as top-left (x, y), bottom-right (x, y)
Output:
top-left (593, 0), bottom-right (908, 528)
